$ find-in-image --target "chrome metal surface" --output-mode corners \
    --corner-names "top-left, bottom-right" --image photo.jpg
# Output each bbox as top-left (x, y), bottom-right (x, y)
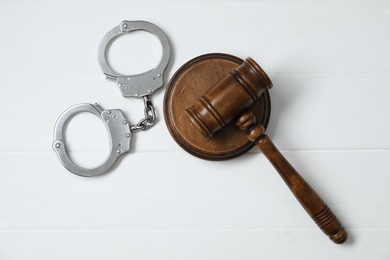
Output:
top-left (130, 95), bottom-right (156, 132)
top-left (98, 20), bottom-right (171, 97)
top-left (52, 103), bottom-right (132, 177)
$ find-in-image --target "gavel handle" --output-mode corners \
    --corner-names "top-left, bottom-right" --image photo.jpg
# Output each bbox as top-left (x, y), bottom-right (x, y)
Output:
top-left (236, 113), bottom-right (347, 244)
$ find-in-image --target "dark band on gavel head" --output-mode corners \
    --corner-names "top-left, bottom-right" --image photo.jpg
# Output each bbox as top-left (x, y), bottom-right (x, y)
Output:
top-left (185, 57), bottom-right (273, 138)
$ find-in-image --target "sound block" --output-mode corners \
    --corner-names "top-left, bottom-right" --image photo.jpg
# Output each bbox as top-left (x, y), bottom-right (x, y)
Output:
top-left (164, 53), bottom-right (271, 160)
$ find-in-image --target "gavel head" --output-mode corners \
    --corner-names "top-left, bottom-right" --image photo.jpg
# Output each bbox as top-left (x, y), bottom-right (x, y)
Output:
top-left (164, 53), bottom-right (273, 160)
top-left (185, 57), bottom-right (273, 138)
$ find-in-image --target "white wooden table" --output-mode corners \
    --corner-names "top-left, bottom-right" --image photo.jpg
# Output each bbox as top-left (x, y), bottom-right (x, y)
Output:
top-left (1, 0), bottom-right (389, 259)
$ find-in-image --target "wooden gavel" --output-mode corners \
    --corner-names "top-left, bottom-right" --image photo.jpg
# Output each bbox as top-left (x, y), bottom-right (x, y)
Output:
top-left (185, 57), bottom-right (347, 244)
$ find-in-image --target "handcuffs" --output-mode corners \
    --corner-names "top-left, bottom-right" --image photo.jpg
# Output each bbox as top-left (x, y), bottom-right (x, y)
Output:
top-left (52, 21), bottom-right (171, 177)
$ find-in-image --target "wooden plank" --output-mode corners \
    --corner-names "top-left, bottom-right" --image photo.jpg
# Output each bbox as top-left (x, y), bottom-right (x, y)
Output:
top-left (0, 73), bottom-right (389, 152)
top-left (0, 229), bottom-right (389, 260)
top-left (0, 0), bottom-right (389, 258)
top-left (0, 151), bottom-right (388, 230)
top-left (0, 0), bottom-right (389, 76)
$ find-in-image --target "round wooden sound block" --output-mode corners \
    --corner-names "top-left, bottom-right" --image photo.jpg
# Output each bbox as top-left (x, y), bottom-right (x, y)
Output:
top-left (164, 53), bottom-right (271, 160)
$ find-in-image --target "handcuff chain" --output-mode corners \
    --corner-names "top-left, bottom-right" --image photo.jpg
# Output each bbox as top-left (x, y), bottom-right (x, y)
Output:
top-left (131, 95), bottom-right (157, 132)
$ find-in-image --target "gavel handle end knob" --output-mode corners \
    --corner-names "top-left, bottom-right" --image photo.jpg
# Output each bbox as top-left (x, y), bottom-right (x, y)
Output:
top-left (329, 226), bottom-right (348, 244)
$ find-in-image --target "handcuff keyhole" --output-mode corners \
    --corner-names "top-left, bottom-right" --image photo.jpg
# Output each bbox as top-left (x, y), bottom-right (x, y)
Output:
top-left (107, 30), bottom-right (162, 75)
top-left (64, 113), bottom-right (110, 168)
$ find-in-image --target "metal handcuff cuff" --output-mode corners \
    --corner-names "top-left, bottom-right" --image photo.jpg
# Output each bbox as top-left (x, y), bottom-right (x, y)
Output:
top-left (52, 21), bottom-right (171, 177)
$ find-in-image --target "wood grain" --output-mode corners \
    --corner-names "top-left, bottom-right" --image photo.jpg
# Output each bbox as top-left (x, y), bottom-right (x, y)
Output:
top-left (164, 54), bottom-right (271, 160)
top-left (0, 0), bottom-right (389, 258)
top-left (237, 113), bottom-right (347, 243)
top-left (166, 51), bottom-right (346, 243)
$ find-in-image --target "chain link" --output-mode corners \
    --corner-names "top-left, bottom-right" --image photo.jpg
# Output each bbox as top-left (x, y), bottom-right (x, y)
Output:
top-left (131, 96), bottom-right (157, 132)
